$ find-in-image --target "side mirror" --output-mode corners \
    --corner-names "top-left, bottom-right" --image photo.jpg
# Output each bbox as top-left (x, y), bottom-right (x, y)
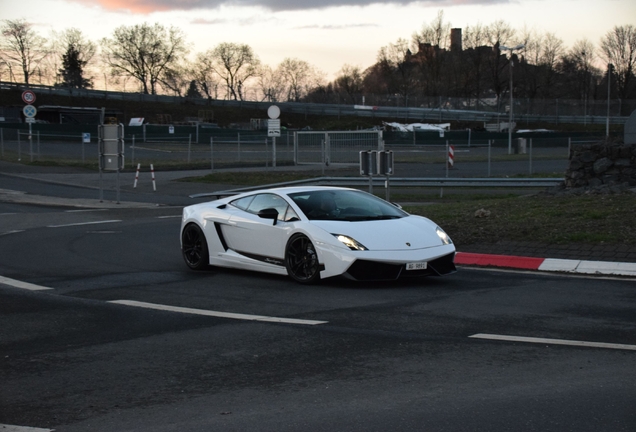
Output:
top-left (257, 208), bottom-right (279, 225)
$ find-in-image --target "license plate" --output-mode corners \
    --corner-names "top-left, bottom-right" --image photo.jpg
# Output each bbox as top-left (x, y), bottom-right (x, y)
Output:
top-left (406, 261), bottom-right (427, 270)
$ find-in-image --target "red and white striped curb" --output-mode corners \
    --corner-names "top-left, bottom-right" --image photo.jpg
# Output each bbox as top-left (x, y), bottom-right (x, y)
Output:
top-left (455, 252), bottom-right (636, 277)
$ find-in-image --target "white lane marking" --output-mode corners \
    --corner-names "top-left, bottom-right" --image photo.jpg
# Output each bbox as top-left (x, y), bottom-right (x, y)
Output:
top-left (0, 212), bottom-right (18, 216)
top-left (109, 300), bottom-right (328, 326)
top-left (0, 276), bottom-right (54, 291)
top-left (0, 425), bottom-right (54, 432)
top-left (65, 209), bottom-right (109, 213)
top-left (470, 333), bottom-right (636, 351)
top-left (156, 215), bottom-right (182, 219)
top-left (1, 230), bottom-right (25, 236)
top-left (47, 220), bottom-right (122, 228)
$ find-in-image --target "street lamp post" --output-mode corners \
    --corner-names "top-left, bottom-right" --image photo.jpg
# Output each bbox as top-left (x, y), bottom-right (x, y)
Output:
top-left (606, 63), bottom-right (612, 137)
top-left (500, 44), bottom-right (525, 154)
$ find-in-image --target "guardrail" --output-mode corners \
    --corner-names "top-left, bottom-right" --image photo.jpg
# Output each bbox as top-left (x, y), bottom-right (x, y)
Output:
top-left (191, 177), bottom-right (564, 199)
top-left (1, 81), bottom-right (628, 126)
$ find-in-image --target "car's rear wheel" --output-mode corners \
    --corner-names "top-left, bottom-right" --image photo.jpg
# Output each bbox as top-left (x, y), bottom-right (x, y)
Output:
top-left (285, 234), bottom-right (320, 284)
top-left (181, 223), bottom-right (209, 270)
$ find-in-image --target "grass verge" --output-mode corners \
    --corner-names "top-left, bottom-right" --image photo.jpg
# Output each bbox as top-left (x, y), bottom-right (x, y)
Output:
top-left (404, 194), bottom-right (636, 246)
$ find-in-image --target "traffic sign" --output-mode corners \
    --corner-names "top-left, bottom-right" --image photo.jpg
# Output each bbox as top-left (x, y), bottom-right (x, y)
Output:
top-left (267, 105), bottom-right (280, 119)
top-left (22, 90), bottom-right (36, 104)
top-left (268, 119), bottom-right (281, 137)
top-left (23, 105), bottom-right (37, 118)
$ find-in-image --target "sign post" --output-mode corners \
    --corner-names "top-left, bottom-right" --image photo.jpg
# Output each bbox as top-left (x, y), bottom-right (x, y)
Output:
top-left (267, 105), bottom-right (280, 168)
top-left (22, 104), bottom-right (37, 162)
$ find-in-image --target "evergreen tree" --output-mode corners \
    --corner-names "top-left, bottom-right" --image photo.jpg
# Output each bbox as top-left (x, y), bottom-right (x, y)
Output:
top-left (58, 45), bottom-right (92, 88)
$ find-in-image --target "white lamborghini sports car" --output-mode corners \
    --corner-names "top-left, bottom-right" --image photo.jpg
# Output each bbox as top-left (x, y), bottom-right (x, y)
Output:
top-left (180, 186), bottom-right (456, 284)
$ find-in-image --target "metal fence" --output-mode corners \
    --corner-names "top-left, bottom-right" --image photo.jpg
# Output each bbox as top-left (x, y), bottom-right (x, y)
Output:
top-left (0, 126), bottom-right (585, 179)
top-left (294, 130), bottom-right (383, 165)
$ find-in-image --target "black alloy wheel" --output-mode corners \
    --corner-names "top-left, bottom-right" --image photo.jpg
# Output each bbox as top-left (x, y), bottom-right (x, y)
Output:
top-left (181, 223), bottom-right (209, 270)
top-left (285, 234), bottom-right (321, 284)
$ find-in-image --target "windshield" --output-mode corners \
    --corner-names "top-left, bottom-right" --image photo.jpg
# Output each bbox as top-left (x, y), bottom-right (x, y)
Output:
top-left (288, 189), bottom-right (408, 221)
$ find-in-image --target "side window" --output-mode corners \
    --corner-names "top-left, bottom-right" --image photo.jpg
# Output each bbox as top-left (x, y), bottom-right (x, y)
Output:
top-left (284, 207), bottom-right (300, 222)
top-left (230, 195), bottom-right (255, 210)
top-left (246, 194), bottom-right (289, 221)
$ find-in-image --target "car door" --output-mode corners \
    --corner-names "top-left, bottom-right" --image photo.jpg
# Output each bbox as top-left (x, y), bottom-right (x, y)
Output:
top-left (223, 193), bottom-right (296, 262)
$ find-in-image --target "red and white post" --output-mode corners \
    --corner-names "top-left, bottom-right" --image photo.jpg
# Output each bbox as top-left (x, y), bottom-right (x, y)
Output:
top-left (150, 164), bottom-right (156, 191)
top-left (133, 163), bottom-right (141, 188)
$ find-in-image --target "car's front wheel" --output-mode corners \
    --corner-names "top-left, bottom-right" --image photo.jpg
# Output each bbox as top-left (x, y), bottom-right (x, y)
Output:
top-left (181, 223), bottom-right (209, 270)
top-left (285, 234), bottom-right (320, 284)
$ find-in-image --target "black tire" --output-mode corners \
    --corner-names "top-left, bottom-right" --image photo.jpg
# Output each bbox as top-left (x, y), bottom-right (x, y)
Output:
top-left (285, 234), bottom-right (321, 284)
top-left (181, 223), bottom-right (209, 270)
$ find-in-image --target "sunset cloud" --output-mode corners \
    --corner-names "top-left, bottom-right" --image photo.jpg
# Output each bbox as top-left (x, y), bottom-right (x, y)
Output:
top-left (76, 0), bottom-right (501, 14)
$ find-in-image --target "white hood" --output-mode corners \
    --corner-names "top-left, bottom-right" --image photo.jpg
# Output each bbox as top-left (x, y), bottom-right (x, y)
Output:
top-left (311, 216), bottom-right (444, 251)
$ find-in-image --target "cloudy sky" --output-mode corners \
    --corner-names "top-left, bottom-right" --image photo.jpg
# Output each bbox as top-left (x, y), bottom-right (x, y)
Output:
top-left (1, 0), bottom-right (633, 84)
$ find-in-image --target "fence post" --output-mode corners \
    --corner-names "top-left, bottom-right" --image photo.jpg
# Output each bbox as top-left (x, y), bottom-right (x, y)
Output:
top-left (0, 128), bottom-right (3, 158)
top-left (187, 134), bottom-right (191, 163)
top-left (293, 131), bottom-right (298, 165)
top-left (36, 131), bottom-right (40, 161)
top-left (265, 138), bottom-right (269, 168)
top-left (18, 129), bottom-right (21, 161)
top-left (445, 141), bottom-right (449, 178)
top-left (488, 140), bottom-right (492, 177)
top-left (529, 138), bottom-right (533, 175)
top-left (131, 135), bottom-right (135, 167)
top-left (210, 136), bottom-right (214, 171)
top-left (236, 132), bottom-right (241, 162)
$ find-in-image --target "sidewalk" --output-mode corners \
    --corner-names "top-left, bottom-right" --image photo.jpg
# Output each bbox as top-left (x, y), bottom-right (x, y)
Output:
top-left (1, 160), bottom-right (635, 278)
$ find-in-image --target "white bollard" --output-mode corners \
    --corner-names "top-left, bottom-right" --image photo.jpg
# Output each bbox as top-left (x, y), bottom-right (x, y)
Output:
top-left (151, 164), bottom-right (156, 191)
top-left (133, 163), bottom-right (141, 188)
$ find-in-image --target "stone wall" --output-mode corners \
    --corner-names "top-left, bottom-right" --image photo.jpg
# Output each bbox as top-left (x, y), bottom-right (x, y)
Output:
top-left (564, 138), bottom-right (636, 193)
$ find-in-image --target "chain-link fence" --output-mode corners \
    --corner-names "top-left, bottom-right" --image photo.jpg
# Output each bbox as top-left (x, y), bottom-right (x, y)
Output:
top-left (0, 125), bottom-right (595, 179)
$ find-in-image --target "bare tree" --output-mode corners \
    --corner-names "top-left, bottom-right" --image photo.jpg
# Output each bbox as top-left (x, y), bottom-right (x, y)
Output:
top-left (192, 51), bottom-right (221, 100)
top-left (161, 61), bottom-right (192, 96)
top-left (376, 38), bottom-right (416, 100)
top-left (334, 64), bottom-right (364, 103)
top-left (536, 32), bottom-right (565, 98)
top-left (257, 64), bottom-right (285, 102)
top-left (412, 10), bottom-right (451, 50)
top-left (0, 19), bottom-right (49, 85)
top-left (558, 39), bottom-right (599, 103)
top-left (485, 20), bottom-right (517, 102)
top-left (101, 23), bottom-right (188, 95)
top-left (600, 25), bottom-right (636, 104)
top-left (462, 23), bottom-right (490, 102)
top-left (208, 42), bottom-right (260, 100)
top-left (278, 58), bottom-right (323, 102)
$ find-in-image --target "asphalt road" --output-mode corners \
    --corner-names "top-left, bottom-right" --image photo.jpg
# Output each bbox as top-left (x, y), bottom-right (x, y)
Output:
top-left (1, 199), bottom-right (635, 431)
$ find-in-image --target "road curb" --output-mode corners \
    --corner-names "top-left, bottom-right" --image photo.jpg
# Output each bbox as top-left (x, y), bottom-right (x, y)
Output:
top-left (455, 252), bottom-right (636, 277)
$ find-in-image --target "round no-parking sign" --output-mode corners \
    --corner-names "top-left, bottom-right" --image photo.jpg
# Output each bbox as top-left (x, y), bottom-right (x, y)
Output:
top-left (22, 90), bottom-right (36, 104)
top-left (23, 105), bottom-right (37, 118)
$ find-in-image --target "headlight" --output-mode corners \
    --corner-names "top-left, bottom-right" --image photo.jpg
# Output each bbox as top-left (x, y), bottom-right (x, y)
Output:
top-left (436, 227), bottom-right (453, 245)
top-left (333, 234), bottom-right (368, 251)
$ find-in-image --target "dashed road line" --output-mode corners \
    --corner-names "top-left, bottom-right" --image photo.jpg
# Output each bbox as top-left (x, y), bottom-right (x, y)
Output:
top-left (0, 425), bottom-right (54, 432)
top-left (47, 220), bottom-right (122, 228)
top-left (1, 230), bottom-right (25, 236)
top-left (0, 276), bottom-right (53, 291)
top-left (109, 299), bottom-right (329, 326)
top-left (65, 208), bottom-right (109, 213)
top-left (470, 333), bottom-right (636, 351)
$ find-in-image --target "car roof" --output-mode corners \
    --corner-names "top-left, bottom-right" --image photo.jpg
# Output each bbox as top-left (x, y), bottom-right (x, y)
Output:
top-left (244, 186), bottom-right (356, 196)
